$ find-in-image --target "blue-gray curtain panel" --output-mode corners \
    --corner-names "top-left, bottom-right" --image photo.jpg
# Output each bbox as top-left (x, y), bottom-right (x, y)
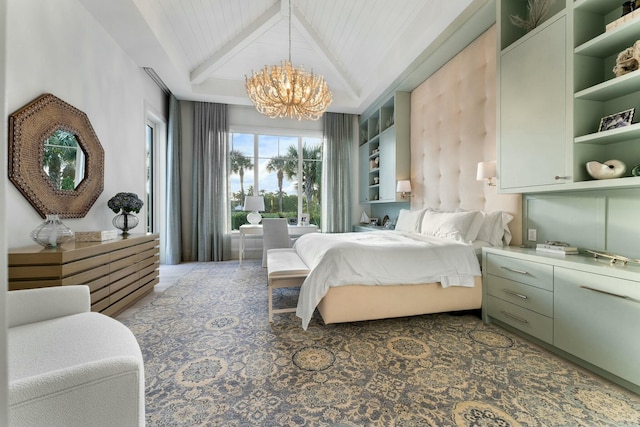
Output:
top-left (190, 102), bottom-right (228, 261)
top-left (165, 95), bottom-right (182, 264)
top-left (322, 112), bottom-right (354, 233)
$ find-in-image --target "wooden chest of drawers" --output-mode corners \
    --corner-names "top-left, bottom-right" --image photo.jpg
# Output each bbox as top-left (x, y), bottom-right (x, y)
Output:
top-left (8, 233), bottom-right (159, 317)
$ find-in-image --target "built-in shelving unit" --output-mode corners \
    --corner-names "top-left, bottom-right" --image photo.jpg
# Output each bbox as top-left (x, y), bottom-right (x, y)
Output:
top-left (498, 0), bottom-right (640, 193)
top-left (358, 92), bottom-right (410, 203)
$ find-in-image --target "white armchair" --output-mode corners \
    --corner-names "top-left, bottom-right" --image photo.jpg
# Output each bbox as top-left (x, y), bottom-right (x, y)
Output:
top-left (7, 285), bottom-right (145, 427)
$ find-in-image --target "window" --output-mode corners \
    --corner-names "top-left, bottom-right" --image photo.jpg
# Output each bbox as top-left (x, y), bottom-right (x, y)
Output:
top-left (229, 132), bottom-right (322, 230)
top-left (145, 122), bottom-right (155, 233)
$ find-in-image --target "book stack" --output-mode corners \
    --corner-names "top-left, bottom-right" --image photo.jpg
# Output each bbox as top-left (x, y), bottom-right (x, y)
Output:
top-left (536, 242), bottom-right (578, 255)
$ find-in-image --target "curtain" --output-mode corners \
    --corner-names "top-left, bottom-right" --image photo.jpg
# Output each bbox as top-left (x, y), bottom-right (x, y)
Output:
top-left (190, 102), bottom-right (228, 261)
top-left (165, 95), bottom-right (182, 264)
top-left (322, 112), bottom-right (354, 233)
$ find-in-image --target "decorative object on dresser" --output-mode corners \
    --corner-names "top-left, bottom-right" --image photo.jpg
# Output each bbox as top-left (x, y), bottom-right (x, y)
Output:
top-left (108, 192), bottom-right (144, 234)
top-left (585, 160), bottom-right (627, 180)
top-left (536, 241), bottom-right (578, 255)
top-left (8, 233), bottom-right (160, 317)
top-left (586, 249), bottom-right (640, 266)
top-left (30, 214), bottom-right (74, 248)
top-left (8, 93), bottom-right (105, 218)
top-left (509, 0), bottom-right (556, 32)
top-left (75, 230), bottom-right (118, 242)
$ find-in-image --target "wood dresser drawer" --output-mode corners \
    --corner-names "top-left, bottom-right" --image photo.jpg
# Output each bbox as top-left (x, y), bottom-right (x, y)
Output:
top-left (486, 253), bottom-right (553, 291)
top-left (486, 275), bottom-right (553, 317)
top-left (486, 295), bottom-right (553, 344)
top-left (8, 233), bottom-right (159, 317)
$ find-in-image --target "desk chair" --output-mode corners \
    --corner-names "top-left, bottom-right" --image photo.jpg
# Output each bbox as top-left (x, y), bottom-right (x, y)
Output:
top-left (262, 218), bottom-right (293, 267)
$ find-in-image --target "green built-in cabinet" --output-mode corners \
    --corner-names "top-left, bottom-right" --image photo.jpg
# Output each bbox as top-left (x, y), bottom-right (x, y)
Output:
top-left (483, 247), bottom-right (640, 393)
top-left (498, 0), bottom-right (640, 193)
top-left (358, 92), bottom-right (410, 203)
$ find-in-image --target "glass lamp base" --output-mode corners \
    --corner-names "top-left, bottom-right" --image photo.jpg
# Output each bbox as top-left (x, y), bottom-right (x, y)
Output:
top-left (247, 211), bottom-right (262, 225)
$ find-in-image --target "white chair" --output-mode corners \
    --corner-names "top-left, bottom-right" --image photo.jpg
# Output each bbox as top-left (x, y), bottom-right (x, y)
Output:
top-left (262, 218), bottom-right (293, 267)
top-left (7, 285), bottom-right (145, 427)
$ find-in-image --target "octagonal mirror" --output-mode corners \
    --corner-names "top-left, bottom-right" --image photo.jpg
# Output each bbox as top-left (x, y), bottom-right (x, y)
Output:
top-left (9, 93), bottom-right (104, 218)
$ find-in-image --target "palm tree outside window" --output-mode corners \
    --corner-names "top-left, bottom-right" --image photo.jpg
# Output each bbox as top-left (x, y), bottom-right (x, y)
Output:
top-left (229, 132), bottom-right (322, 230)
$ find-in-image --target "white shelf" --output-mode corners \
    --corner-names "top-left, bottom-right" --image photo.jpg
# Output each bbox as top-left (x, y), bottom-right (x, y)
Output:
top-left (575, 122), bottom-right (640, 145)
top-left (574, 70), bottom-right (640, 101)
top-left (575, 16), bottom-right (640, 58)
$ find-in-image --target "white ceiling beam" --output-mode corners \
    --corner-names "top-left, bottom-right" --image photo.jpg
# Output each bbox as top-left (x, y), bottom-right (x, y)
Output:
top-left (190, 2), bottom-right (283, 85)
top-left (291, 7), bottom-right (360, 101)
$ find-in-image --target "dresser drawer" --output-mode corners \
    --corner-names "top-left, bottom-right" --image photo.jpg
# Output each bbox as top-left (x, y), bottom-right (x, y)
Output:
top-left (486, 295), bottom-right (553, 344)
top-left (486, 253), bottom-right (553, 291)
top-left (486, 275), bottom-right (553, 317)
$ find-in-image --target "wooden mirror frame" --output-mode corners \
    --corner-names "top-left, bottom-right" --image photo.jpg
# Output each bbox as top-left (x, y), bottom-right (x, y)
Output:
top-left (8, 93), bottom-right (105, 218)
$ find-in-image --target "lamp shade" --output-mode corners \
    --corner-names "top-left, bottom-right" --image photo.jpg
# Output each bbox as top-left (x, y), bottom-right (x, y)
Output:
top-left (243, 196), bottom-right (265, 212)
top-left (476, 161), bottom-right (496, 181)
top-left (396, 180), bottom-right (412, 193)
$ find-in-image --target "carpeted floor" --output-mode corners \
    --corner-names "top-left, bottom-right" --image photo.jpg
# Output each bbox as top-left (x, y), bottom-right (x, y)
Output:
top-left (120, 261), bottom-right (640, 426)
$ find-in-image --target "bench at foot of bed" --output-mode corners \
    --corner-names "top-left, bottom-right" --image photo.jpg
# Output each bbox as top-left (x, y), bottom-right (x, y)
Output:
top-left (266, 248), bottom-right (310, 322)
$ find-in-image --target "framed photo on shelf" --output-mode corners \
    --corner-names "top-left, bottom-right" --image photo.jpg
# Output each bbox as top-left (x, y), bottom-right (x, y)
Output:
top-left (288, 217), bottom-right (298, 225)
top-left (598, 108), bottom-right (635, 132)
top-left (369, 218), bottom-right (379, 226)
top-left (299, 213), bottom-right (309, 226)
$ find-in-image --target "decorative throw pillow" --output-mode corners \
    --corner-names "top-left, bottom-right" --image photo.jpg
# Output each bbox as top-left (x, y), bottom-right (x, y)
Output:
top-left (455, 209), bottom-right (485, 242)
top-left (419, 210), bottom-right (478, 242)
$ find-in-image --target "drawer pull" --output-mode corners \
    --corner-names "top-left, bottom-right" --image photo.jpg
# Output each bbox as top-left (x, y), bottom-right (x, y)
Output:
top-left (579, 286), bottom-right (639, 303)
top-left (502, 289), bottom-right (528, 299)
top-left (554, 175), bottom-right (570, 180)
top-left (501, 266), bottom-right (530, 275)
top-left (500, 310), bottom-right (529, 324)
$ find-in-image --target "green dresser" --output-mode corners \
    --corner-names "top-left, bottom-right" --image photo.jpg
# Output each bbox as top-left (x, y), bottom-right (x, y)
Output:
top-left (482, 246), bottom-right (640, 393)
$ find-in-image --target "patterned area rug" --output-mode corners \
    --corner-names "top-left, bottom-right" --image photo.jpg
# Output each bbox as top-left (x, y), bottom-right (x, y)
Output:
top-left (121, 261), bottom-right (640, 426)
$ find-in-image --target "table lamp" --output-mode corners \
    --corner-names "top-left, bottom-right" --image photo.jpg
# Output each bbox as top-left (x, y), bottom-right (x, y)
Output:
top-left (244, 196), bottom-right (265, 225)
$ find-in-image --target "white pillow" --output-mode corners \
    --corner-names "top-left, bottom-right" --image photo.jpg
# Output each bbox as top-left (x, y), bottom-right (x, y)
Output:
top-left (476, 211), bottom-right (514, 246)
top-left (394, 209), bottom-right (425, 233)
top-left (419, 210), bottom-right (479, 242)
top-left (455, 209), bottom-right (485, 242)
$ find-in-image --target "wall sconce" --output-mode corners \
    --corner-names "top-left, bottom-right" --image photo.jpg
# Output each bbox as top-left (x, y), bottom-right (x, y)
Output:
top-left (476, 161), bottom-right (496, 186)
top-left (396, 180), bottom-right (413, 199)
top-left (243, 196), bottom-right (265, 224)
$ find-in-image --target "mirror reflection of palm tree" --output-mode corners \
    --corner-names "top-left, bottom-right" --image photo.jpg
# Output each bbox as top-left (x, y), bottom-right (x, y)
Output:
top-left (265, 156), bottom-right (288, 212)
top-left (230, 150), bottom-right (253, 205)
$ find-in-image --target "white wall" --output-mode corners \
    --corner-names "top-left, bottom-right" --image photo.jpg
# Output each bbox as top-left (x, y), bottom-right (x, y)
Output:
top-left (5, 0), bottom-right (166, 249)
top-left (0, 0), bottom-right (8, 421)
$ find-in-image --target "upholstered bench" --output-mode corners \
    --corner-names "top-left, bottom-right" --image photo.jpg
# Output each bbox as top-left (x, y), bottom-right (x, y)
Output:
top-left (266, 248), bottom-right (310, 322)
top-left (7, 285), bottom-right (145, 427)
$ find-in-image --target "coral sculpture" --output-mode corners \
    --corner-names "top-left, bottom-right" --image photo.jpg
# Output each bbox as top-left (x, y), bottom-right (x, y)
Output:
top-left (510, 0), bottom-right (555, 32)
top-left (613, 40), bottom-right (640, 77)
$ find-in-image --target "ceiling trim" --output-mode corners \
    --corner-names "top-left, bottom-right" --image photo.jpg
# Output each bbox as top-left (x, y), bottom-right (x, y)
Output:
top-left (292, 9), bottom-right (359, 101)
top-left (189, 2), bottom-right (282, 85)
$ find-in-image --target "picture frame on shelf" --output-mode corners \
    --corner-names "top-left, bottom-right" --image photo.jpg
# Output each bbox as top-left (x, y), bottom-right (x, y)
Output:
top-left (369, 218), bottom-right (379, 226)
top-left (299, 213), bottom-right (309, 226)
top-left (598, 108), bottom-right (635, 132)
top-left (288, 217), bottom-right (298, 225)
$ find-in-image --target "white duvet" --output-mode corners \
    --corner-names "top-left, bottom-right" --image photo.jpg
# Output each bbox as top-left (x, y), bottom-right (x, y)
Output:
top-left (294, 230), bottom-right (481, 329)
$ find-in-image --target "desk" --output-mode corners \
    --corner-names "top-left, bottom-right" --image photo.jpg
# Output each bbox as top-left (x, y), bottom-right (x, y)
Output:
top-left (239, 224), bottom-right (318, 265)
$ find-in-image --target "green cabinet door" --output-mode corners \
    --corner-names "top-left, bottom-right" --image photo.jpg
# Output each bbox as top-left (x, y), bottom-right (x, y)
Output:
top-left (499, 17), bottom-right (567, 189)
top-left (554, 267), bottom-right (640, 387)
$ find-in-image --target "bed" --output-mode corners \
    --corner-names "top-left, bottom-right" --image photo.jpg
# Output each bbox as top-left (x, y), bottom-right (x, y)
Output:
top-left (294, 209), bottom-right (515, 329)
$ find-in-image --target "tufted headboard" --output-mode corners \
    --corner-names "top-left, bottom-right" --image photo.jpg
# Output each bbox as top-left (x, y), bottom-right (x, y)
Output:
top-left (410, 26), bottom-right (522, 245)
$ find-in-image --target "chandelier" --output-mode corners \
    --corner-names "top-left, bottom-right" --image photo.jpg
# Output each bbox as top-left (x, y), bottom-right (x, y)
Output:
top-left (245, 0), bottom-right (332, 121)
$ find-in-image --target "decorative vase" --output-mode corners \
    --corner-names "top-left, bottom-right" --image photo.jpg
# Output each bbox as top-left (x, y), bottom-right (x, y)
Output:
top-left (113, 212), bottom-right (139, 234)
top-left (30, 214), bottom-right (74, 248)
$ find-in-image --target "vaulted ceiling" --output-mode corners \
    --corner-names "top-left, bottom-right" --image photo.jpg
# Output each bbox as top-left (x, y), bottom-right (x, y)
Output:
top-left (80, 0), bottom-right (495, 114)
